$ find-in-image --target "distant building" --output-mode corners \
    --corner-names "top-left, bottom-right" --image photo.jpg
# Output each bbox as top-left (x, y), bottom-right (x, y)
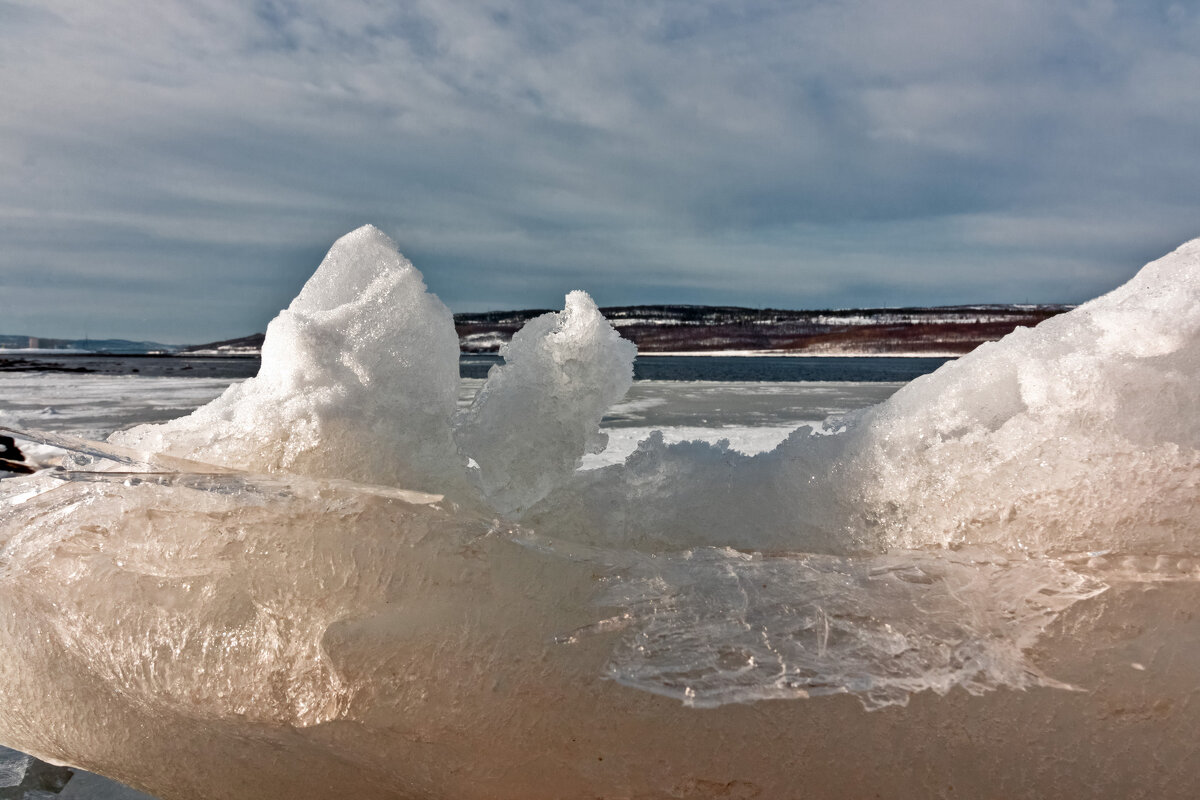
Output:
top-left (27, 337), bottom-right (38, 349)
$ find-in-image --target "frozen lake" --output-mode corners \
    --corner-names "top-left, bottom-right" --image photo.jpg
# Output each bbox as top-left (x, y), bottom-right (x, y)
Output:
top-left (3, 231), bottom-right (1200, 799)
top-left (0, 361), bottom-right (910, 800)
top-left (0, 366), bottom-right (914, 468)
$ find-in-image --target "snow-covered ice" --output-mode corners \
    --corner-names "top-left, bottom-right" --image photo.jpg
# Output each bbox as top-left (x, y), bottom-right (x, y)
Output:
top-left (0, 375), bottom-right (233, 442)
top-left (111, 226), bottom-right (464, 493)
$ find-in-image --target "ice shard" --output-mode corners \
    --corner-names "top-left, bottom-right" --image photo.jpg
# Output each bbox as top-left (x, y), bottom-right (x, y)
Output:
top-left (454, 290), bottom-right (636, 513)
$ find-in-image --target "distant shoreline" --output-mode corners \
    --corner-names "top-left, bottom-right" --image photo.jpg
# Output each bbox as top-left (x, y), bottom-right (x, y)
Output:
top-left (621, 350), bottom-right (961, 358)
top-left (1, 302), bottom-right (1070, 360)
top-left (0, 349), bottom-right (960, 364)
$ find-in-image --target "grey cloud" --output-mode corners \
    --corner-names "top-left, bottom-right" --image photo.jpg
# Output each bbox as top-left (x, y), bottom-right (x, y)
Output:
top-left (2, 0), bottom-right (1199, 340)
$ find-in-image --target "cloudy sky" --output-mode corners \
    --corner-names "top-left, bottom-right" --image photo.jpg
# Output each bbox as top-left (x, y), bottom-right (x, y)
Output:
top-left (2, 0), bottom-right (1199, 343)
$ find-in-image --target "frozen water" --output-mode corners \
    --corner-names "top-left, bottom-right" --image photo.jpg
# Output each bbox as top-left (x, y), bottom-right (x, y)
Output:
top-left (110, 226), bottom-right (464, 493)
top-left (578, 424), bottom-right (806, 469)
top-left (0, 375), bottom-right (901, 472)
top-left (454, 290), bottom-right (635, 512)
top-left (599, 547), bottom-right (1103, 710)
top-left (107, 229), bottom-right (635, 508)
top-left (2, 231), bottom-right (1200, 798)
top-left (0, 375), bottom-right (232, 443)
top-left (528, 239), bottom-right (1200, 556)
top-left (833, 238), bottom-right (1200, 554)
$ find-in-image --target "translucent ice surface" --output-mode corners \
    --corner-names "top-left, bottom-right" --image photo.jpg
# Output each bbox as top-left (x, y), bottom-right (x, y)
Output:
top-left (3, 231), bottom-right (1200, 799)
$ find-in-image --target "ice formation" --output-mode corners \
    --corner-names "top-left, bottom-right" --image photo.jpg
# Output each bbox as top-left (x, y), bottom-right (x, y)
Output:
top-left (454, 290), bottom-right (636, 512)
top-left (110, 227), bottom-right (635, 509)
top-left (526, 239), bottom-right (1200, 556)
top-left (110, 226), bottom-right (466, 493)
top-left (2, 231), bottom-right (1200, 799)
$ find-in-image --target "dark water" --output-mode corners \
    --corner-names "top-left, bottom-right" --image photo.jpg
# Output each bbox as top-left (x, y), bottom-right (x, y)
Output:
top-left (463, 354), bottom-right (953, 381)
top-left (3, 353), bottom-right (952, 383)
top-left (0, 354), bottom-right (263, 379)
top-left (634, 355), bottom-right (952, 382)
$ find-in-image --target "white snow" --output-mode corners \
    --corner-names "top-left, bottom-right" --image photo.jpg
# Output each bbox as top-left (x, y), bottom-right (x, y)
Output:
top-left (459, 331), bottom-right (509, 350)
top-left (578, 424), bottom-right (809, 469)
top-left (182, 347), bottom-right (260, 357)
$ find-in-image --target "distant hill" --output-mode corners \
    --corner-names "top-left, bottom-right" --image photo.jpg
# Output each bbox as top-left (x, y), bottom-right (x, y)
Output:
top-left (179, 303), bottom-right (1073, 357)
top-left (179, 333), bottom-right (265, 356)
top-left (0, 335), bottom-right (176, 354)
top-left (455, 303), bottom-right (1073, 355)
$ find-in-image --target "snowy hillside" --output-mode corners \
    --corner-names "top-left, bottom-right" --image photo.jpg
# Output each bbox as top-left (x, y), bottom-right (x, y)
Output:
top-left (454, 303), bottom-right (1072, 355)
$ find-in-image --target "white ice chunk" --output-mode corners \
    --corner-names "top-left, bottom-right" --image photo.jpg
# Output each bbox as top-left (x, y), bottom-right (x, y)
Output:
top-left (529, 238), bottom-right (1200, 557)
top-left (454, 291), bottom-right (635, 513)
top-left (110, 226), bottom-right (463, 493)
top-left (843, 237), bottom-right (1200, 552)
